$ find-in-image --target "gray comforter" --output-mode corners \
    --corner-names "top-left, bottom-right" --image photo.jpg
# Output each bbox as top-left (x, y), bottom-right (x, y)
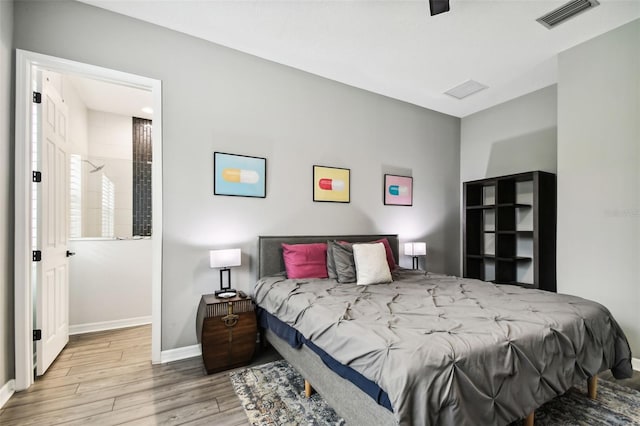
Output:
top-left (254, 269), bottom-right (633, 426)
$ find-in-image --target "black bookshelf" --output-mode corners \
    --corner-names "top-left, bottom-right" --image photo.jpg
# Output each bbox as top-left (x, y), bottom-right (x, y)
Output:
top-left (463, 171), bottom-right (556, 292)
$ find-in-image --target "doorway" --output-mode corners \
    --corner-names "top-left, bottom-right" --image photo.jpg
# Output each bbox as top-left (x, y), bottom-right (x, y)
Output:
top-left (14, 50), bottom-right (163, 390)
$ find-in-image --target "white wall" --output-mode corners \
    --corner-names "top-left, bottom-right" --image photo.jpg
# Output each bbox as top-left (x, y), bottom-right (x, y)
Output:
top-left (0, 0), bottom-right (14, 392)
top-left (52, 83), bottom-right (149, 330)
top-left (460, 86), bottom-right (558, 277)
top-left (460, 85), bottom-right (557, 183)
top-left (68, 239), bottom-right (152, 329)
top-left (46, 84), bottom-right (134, 238)
top-left (13, 0), bottom-right (460, 350)
top-left (557, 19), bottom-right (640, 354)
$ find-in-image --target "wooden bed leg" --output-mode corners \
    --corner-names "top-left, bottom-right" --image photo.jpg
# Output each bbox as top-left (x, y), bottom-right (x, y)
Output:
top-left (304, 379), bottom-right (313, 398)
top-left (524, 411), bottom-right (534, 426)
top-left (588, 376), bottom-right (598, 400)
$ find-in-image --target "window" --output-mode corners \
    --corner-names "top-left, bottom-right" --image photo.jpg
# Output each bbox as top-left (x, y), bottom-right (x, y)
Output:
top-left (101, 175), bottom-right (114, 238)
top-left (69, 154), bottom-right (82, 238)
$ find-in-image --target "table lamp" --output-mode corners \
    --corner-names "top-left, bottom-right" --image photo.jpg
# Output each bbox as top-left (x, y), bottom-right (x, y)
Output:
top-left (209, 248), bottom-right (241, 297)
top-left (404, 242), bottom-right (426, 270)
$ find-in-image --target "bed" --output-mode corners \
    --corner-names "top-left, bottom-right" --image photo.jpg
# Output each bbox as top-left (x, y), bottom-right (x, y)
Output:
top-left (254, 234), bottom-right (633, 426)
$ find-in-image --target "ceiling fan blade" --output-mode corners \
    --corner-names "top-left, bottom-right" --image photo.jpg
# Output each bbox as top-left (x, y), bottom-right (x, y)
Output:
top-left (429, 0), bottom-right (450, 16)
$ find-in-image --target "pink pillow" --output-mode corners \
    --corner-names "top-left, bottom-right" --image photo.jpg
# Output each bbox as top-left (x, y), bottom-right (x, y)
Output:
top-left (372, 238), bottom-right (397, 271)
top-left (282, 243), bottom-right (329, 279)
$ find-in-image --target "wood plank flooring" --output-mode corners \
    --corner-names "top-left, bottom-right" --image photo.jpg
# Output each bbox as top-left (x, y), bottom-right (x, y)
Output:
top-left (1, 325), bottom-right (252, 426)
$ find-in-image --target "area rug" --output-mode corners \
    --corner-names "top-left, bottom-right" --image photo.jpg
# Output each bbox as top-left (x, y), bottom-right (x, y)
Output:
top-left (230, 360), bottom-right (640, 425)
top-left (230, 359), bottom-right (345, 426)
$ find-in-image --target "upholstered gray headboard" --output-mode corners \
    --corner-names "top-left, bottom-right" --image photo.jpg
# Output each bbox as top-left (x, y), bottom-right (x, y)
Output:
top-left (258, 234), bottom-right (399, 278)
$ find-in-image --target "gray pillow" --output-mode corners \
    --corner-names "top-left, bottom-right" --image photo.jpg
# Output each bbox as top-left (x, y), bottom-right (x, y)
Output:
top-left (326, 240), bottom-right (337, 279)
top-left (331, 241), bottom-right (356, 283)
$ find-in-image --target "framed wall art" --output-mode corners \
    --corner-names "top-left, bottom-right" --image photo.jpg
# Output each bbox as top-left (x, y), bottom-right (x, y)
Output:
top-left (313, 165), bottom-right (350, 203)
top-left (384, 174), bottom-right (413, 206)
top-left (214, 152), bottom-right (266, 198)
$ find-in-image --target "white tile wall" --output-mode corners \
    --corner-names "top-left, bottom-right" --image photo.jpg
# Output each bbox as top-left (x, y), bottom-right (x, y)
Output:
top-left (85, 111), bottom-right (133, 238)
top-left (88, 110), bottom-right (133, 160)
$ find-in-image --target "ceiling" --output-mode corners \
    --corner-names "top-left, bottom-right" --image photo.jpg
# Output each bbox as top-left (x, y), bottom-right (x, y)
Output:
top-left (66, 74), bottom-right (154, 120)
top-left (80, 0), bottom-right (640, 118)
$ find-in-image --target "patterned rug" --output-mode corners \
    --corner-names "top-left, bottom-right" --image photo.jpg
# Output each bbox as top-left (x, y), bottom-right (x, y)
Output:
top-left (230, 360), bottom-right (640, 425)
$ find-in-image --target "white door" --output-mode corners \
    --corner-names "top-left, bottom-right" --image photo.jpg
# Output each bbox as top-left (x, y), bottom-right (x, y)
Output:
top-left (36, 71), bottom-right (70, 375)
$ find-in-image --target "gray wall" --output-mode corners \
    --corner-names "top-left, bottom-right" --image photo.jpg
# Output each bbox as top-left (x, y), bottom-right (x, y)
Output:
top-left (557, 19), bottom-right (640, 354)
top-left (0, 0), bottom-right (14, 390)
top-left (13, 0), bottom-right (460, 350)
top-left (459, 86), bottom-right (558, 277)
top-left (460, 85), bottom-right (557, 183)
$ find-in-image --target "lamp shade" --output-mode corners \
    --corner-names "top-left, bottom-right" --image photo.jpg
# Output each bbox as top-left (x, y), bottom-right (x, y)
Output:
top-left (209, 248), bottom-right (241, 268)
top-left (404, 242), bottom-right (427, 256)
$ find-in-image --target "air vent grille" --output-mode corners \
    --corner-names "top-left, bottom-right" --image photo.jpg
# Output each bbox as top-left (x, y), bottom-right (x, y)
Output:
top-left (537, 0), bottom-right (599, 29)
top-left (444, 80), bottom-right (488, 100)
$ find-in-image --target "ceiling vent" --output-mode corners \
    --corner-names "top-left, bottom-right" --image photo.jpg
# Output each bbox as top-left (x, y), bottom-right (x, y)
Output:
top-left (537, 0), bottom-right (600, 29)
top-left (444, 80), bottom-right (488, 100)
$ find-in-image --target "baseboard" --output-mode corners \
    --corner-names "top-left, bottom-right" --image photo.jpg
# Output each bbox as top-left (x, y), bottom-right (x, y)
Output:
top-left (633, 357), bottom-right (640, 372)
top-left (160, 344), bottom-right (201, 364)
top-left (69, 316), bottom-right (152, 335)
top-left (0, 379), bottom-right (15, 409)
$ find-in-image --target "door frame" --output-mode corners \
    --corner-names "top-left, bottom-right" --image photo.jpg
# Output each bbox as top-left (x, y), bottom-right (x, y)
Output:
top-left (14, 49), bottom-right (163, 390)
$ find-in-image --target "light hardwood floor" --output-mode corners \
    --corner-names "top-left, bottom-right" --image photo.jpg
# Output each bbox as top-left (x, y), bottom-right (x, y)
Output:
top-left (1, 325), bottom-right (253, 426)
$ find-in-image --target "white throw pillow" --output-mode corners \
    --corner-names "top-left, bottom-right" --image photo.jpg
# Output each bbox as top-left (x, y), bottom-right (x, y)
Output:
top-left (353, 242), bottom-right (393, 285)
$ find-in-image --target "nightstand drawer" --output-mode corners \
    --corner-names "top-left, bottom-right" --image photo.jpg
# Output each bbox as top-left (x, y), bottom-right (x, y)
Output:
top-left (201, 311), bottom-right (256, 373)
top-left (196, 295), bottom-right (257, 374)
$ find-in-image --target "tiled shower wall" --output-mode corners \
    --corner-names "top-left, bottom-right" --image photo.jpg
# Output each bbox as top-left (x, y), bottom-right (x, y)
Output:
top-left (86, 110), bottom-right (133, 238)
top-left (133, 117), bottom-right (152, 236)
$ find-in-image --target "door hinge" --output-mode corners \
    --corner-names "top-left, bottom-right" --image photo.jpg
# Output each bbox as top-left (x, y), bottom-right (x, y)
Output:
top-left (32, 171), bottom-right (42, 183)
top-left (33, 91), bottom-right (42, 104)
top-left (33, 329), bottom-right (42, 341)
top-left (32, 250), bottom-right (42, 262)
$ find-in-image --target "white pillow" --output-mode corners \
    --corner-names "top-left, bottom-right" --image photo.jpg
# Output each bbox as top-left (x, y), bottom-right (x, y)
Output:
top-left (352, 242), bottom-right (393, 285)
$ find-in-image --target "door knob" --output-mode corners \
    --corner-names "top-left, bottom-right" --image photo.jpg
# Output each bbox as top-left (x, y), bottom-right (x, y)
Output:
top-left (66, 250), bottom-right (76, 257)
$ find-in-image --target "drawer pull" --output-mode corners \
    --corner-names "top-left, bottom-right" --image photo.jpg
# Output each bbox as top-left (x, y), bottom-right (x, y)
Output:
top-left (222, 313), bottom-right (239, 328)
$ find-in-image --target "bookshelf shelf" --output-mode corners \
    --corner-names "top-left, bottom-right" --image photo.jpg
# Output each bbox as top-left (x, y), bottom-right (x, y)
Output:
top-left (463, 171), bottom-right (556, 292)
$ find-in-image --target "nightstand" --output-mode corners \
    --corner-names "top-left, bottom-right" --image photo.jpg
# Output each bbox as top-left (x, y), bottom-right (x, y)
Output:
top-left (196, 294), bottom-right (257, 374)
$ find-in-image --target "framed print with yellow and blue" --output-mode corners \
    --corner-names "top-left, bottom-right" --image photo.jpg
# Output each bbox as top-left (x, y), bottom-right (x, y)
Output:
top-left (214, 152), bottom-right (266, 198)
